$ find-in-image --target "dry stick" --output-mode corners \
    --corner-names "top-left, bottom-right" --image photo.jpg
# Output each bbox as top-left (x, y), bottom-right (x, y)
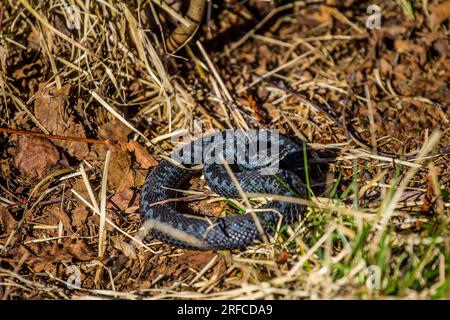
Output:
top-left (17, 0), bottom-right (122, 95)
top-left (5, 89), bottom-right (49, 133)
top-left (188, 255), bottom-right (219, 286)
top-left (79, 165), bottom-right (100, 213)
top-left (98, 150), bottom-right (112, 258)
top-left (196, 41), bottom-right (232, 101)
top-left (237, 52), bottom-right (312, 94)
top-left (17, 0), bottom-right (94, 57)
top-left (0, 127), bottom-right (109, 145)
top-left (428, 163), bottom-right (445, 216)
top-left (1, 186), bottom-right (59, 255)
top-left (1, 251), bottom-right (29, 300)
top-left (364, 84), bottom-right (378, 153)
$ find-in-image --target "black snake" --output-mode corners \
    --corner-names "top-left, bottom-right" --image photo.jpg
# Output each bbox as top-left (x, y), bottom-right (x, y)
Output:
top-left (140, 130), bottom-right (307, 250)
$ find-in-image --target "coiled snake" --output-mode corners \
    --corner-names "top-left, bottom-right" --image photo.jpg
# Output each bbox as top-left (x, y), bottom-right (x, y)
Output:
top-left (140, 130), bottom-right (307, 250)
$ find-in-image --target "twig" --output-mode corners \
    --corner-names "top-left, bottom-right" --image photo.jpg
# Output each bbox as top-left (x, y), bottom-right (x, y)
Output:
top-left (0, 127), bottom-right (109, 145)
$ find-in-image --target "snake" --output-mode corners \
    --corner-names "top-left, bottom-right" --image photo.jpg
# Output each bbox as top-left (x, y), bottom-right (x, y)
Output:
top-left (140, 130), bottom-right (307, 250)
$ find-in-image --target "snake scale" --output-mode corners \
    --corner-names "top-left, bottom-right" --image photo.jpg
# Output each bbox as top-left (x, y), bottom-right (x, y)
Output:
top-left (140, 130), bottom-right (307, 250)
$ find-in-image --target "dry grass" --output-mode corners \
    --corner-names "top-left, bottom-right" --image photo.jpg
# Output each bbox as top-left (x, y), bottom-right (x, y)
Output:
top-left (0, 0), bottom-right (449, 300)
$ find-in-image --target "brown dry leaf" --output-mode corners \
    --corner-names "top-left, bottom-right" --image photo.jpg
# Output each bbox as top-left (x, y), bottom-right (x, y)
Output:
top-left (276, 252), bottom-right (290, 264)
top-left (125, 140), bottom-right (158, 169)
top-left (17, 238), bottom-right (91, 271)
top-left (98, 120), bottom-right (132, 142)
top-left (71, 206), bottom-right (89, 227)
top-left (71, 178), bottom-right (91, 200)
top-left (107, 148), bottom-right (135, 193)
top-left (429, 1), bottom-right (450, 27)
top-left (27, 28), bottom-right (42, 51)
top-left (379, 58), bottom-right (392, 75)
top-left (179, 251), bottom-right (217, 270)
top-left (63, 238), bottom-right (94, 261)
top-left (394, 40), bottom-right (412, 52)
top-left (421, 182), bottom-right (434, 215)
top-left (34, 84), bottom-right (89, 160)
top-left (212, 253), bottom-right (230, 276)
top-left (0, 207), bottom-right (16, 237)
top-left (134, 169), bottom-right (148, 188)
top-left (9, 136), bottom-right (60, 179)
top-left (309, 6), bottom-right (334, 24)
top-left (44, 206), bottom-right (72, 230)
top-left (394, 40), bottom-right (427, 64)
top-left (21, 242), bottom-right (72, 265)
top-left (433, 38), bottom-right (450, 58)
top-left (32, 261), bottom-right (56, 273)
top-left (108, 189), bottom-right (139, 211)
top-left (110, 235), bottom-right (136, 259)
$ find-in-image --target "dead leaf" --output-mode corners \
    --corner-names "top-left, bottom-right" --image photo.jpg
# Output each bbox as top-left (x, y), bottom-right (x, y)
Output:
top-left (394, 40), bottom-right (427, 64)
top-left (379, 58), bottom-right (392, 75)
top-left (98, 120), bottom-right (132, 142)
top-left (110, 235), bottom-right (136, 259)
top-left (32, 261), bottom-right (56, 273)
top-left (0, 207), bottom-right (16, 236)
top-left (12, 61), bottom-right (43, 80)
top-left (9, 135), bottom-right (60, 179)
top-left (276, 252), bottom-right (290, 264)
top-left (107, 148), bottom-right (135, 193)
top-left (179, 251), bottom-right (217, 270)
top-left (429, 1), bottom-right (450, 27)
top-left (63, 239), bottom-right (94, 261)
top-left (108, 189), bottom-right (139, 211)
top-left (125, 140), bottom-right (158, 169)
top-left (71, 206), bottom-right (89, 227)
top-left (34, 84), bottom-right (89, 160)
top-left (47, 206), bottom-right (72, 228)
top-left (27, 28), bottom-right (42, 51)
top-left (307, 6), bottom-right (334, 25)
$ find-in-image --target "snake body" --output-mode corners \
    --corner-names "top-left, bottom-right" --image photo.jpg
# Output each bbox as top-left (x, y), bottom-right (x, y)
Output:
top-left (140, 130), bottom-right (307, 250)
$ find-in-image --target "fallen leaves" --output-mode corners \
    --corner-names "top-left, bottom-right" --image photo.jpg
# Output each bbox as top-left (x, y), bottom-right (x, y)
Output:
top-left (63, 238), bottom-right (95, 261)
top-left (8, 135), bottom-right (60, 179)
top-left (71, 206), bottom-right (89, 228)
top-left (124, 140), bottom-right (158, 169)
top-left (394, 39), bottom-right (427, 65)
top-left (429, 1), bottom-right (450, 28)
top-left (34, 84), bottom-right (89, 160)
top-left (106, 146), bottom-right (136, 193)
top-left (108, 189), bottom-right (140, 212)
top-left (98, 120), bottom-right (131, 142)
top-left (110, 235), bottom-right (137, 259)
top-left (148, 251), bottom-right (229, 283)
top-left (179, 251), bottom-right (217, 270)
top-left (44, 206), bottom-right (72, 231)
top-left (0, 207), bottom-right (16, 240)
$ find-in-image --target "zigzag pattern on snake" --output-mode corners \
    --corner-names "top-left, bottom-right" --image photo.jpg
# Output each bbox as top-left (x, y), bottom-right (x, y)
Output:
top-left (140, 130), bottom-right (307, 250)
